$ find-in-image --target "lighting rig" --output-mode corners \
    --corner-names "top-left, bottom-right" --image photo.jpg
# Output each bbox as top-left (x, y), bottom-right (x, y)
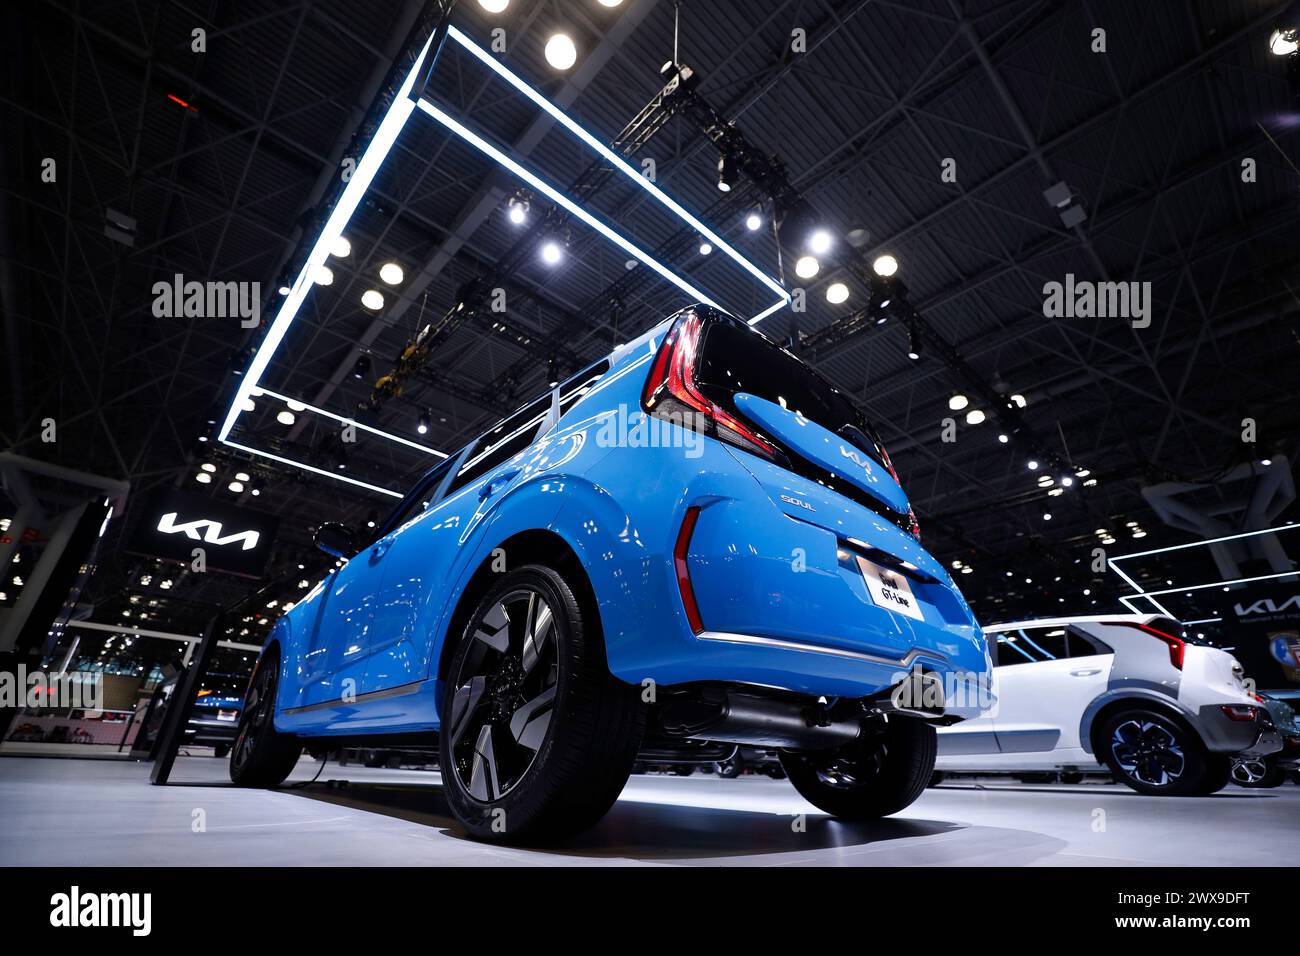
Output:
top-left (366, 58), bottom-right (806, 414)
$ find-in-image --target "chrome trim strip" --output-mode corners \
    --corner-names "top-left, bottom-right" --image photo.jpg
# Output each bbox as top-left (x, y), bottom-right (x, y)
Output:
top-left (695, 631), bottom-right (949, 668)
top-left (282, 680), bottom-right (423, 716)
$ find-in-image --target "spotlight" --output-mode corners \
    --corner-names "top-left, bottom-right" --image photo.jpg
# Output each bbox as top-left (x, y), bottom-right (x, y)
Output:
top-left (314, 264), bottom-right (334, 286)
top-left (241, 398), bottom-right (256, 412)
top-left (597, 0), bottom-right (623, 6)
top-left (1027, 459), bottom-right (1039, 470)
top-left (361, 289), bottom-right (384, 310)
top-left (1060, 476), bottom-right (1074, 487)
top-left (417, 409), bottom-right (431, 435)
top-left (794, 256), bottom-right (819, 279)
top-left (278, 286), bottom-right (290, 296)
top-left (201, 463), bottom-right (216, 473)
top-left (228, 480), bottom-right (245, 494)
top-left (745, 212), bottom-right (762, 231)
top-left (330, 236), bottom-right (351, 258)
top-left (1043, 513), bottom-right (1052, 521)
top-left (195, 472), bottom-right (211, 484)
top-left (699, 242), bottom-right (713, 255)
top-left (352, 353), bottom-right (372, 380)
top-left (1010, 393), bottom-right (1027, 408)
top-left (906, 324), bottom-right (922, 360)
top-left (826, 282), bottom-right (849, 304)
top-left (235, 472), bottom-right (250, 482)
top-left (545, 33), bottom-right (578, 70)
top-left (379, 262), bottom-right (404, 285)
top-left (948, 394), bottom-right (969, 411)
top-left (1270, 27), bottom-right (1297, 56)
top-left (808, 229), bottom-right (833, 254)
top-left (547, 356), bottom-right (559, 386)
top-left (541, 241), bottom-right (563, 265)
top-left (872, 254), bottom-right (899, 277)
top-left (997, 433), bottom-right (1008, 443)
top-left (276, 410), bottom-right (295, 426)
top-left (507, 196), bottom-right (528, 224)
top-left (250, 488), bottom-right (260, 497)
top-left (965, 409), bottom-right (986, 425)
top-left (717, 151), bottom-right (740, 192)
top-left (478, 0), bottom-right (509, 12)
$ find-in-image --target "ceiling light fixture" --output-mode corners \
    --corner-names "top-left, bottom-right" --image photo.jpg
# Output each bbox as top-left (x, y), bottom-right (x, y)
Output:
top-left (379, 262), bottom-right (404, 285)
top-left (544, 33), bottom-right (578, 70)
top-left (745, 212), bottom-right (762, 231)
top-left (361, 289), bottom-right (385, 310)
top-left (826, 282), bottom-right (849, 304)
top-left (541, 240), bottom-right (563, 265)
top-left (330, 236), bottom-right (351, 258)
top-left (794, 255), bottom-right (819, 279)
top-left (872, 254), bottom-right (898, 277)
top-left (948, 394), bottom-right (969, 411)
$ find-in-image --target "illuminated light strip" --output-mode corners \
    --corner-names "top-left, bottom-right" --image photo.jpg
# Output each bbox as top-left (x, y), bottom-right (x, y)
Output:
top-left (1106, 558), bottom-right (1172, 616)
top-left (416, 99), bottom-right (724, 311)
top-left (217, 36), bottom-right (435, 444)
top-left (1109, 524), bottom-right (1299, 563)
top-left (443, 25), bottom-right (790, 323)
top-left (1128, 570), bottom-right (1300, 599)
top-left (1181, 617), bottom-right (1223, 625)
top-left (221, 439), bottom-right (404, 498)
top-left (257, 388), bottom-right (448, 458)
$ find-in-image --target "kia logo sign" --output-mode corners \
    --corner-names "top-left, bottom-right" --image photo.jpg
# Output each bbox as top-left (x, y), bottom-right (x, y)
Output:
top-left (156, 512), bottom-right (259, 551)
top-left (128, 489), bottom-right (278, 577)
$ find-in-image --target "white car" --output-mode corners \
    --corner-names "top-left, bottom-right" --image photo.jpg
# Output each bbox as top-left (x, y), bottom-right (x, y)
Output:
top-left (936, 614), bottom-right (1283, 795)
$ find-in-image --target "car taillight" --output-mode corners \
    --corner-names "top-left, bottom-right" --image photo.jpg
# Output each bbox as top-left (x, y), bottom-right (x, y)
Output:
top-left (874, 442), bottom-right (921, 540)
top-left (674, 506), bottom-right (705, 634)
top-left (1219, 704), bottom-right (1259, 722)
top-left (643, 311), bottom-right (777, 460)
top-left (1124, 622), bottom-right (1185, 669)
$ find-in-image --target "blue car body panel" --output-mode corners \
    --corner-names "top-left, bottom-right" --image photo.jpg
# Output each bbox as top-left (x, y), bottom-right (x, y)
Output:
top-left (266, 311), bottom-right (989, 737)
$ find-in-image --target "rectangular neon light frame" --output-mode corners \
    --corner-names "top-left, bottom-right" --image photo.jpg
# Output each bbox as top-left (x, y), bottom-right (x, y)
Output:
top-left (217, 24), bottom-right (790, 496)
top-left (1109, 524), bottom-right (1300, 618)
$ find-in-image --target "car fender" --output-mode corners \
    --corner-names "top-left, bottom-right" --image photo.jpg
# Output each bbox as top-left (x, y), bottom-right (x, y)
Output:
top-left (1078, 685), bottom-right (1194, 755)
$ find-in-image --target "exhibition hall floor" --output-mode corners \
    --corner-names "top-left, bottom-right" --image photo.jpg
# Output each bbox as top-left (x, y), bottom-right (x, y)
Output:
top-left (3, 754), bottom-right (1295, 867)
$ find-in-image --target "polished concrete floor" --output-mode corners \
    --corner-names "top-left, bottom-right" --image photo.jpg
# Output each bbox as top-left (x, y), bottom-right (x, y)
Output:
top-left (1, 753), bottom-right (1296, 866)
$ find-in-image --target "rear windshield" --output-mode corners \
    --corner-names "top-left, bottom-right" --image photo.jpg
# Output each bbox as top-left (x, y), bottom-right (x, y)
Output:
top-left (693, 319), bottom-right (880, 461)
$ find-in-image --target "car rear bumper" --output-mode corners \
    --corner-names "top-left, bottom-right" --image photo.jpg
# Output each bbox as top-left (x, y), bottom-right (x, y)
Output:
top-left (1195, 705), bottom-right (1284, 755)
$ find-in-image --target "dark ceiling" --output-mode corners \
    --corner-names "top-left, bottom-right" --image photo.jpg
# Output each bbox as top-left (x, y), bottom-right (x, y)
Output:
top-left (4, 0), bottom-right (1300, 652)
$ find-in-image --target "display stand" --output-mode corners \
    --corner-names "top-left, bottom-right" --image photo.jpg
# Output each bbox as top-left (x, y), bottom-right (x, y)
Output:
top-left (149, 613), bottom-right (224, 785)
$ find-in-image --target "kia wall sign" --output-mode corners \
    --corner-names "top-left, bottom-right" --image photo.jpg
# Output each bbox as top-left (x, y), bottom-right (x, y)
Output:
top-left (127, 488), bottom-right (278, 577)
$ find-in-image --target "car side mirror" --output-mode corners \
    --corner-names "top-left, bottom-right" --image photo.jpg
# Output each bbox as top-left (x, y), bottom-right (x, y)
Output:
top-left (314, 522), bottom-right (355, 559)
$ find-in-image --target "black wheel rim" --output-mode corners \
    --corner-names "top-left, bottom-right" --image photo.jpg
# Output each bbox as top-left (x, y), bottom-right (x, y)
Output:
top-left (1110, 719), bottom-right (1185, 787)
top-left (231, 663), bottom-right (274, 774)
top-left (796, 722), bottom-right (887, 790)
top-left (448, 587), bottom-right (560, 802)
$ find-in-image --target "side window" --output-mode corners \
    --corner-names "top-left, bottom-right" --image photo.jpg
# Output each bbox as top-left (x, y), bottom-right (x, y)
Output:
top-left (379, 458), bottom-right (453, 537)
top-left (446, 394), bottom-right (551, 495)
top-left (995, 627), bottom-right (1069, 666)
top-left (1066, 626), bottom-right (1112, 658)
top-left (557, 360), bottom-right (610, 418)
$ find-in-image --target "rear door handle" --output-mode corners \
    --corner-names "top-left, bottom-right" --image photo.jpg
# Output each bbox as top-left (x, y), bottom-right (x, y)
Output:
top-left (1070, 668), bottom-right (1102, 677)
top-left (479, 469), bottom-right (521, 500)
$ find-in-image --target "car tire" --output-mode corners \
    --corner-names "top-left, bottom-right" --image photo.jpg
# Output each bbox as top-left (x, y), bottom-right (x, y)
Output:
top-left (229, 648), bottom-right (302, 787)
top-left (439, 564), bottom-right (646, 843)
top-left (780, 714), bottom-right (936, 818)
top-left (1098, 709), bottom-right (1217, 796)
top-left (1230, 756), bottom-right (1286, 788)
top-left (213, 743), bottom-right (230, 759)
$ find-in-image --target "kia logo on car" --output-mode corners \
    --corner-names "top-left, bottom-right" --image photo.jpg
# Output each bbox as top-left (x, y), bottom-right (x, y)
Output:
top-left (839, 444), bottom-right (873, 474)
top-left (157, 512), bottom-right (260, 550)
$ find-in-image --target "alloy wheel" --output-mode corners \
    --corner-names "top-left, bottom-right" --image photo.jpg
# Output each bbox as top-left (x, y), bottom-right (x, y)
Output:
top-left (1110, 718), bottom-right (1185, 787)
top-left (1231, 758), bottom-right (1269, 785)
top-left (231, 663), bottom-right (274, 774)
top-left (447, 588), bottom-right (560, 802)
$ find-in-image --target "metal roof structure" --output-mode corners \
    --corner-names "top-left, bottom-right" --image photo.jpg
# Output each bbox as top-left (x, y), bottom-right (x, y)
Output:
top-left (5, 0), bottom-right (1300, 656)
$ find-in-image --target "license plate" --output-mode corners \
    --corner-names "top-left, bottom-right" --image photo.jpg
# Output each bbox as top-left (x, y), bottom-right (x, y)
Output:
top-left (856, 556), bottom-right (925, 621)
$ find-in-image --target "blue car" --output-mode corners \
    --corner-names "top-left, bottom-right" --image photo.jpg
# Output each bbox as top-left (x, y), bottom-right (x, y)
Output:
top-left (231, 306), bottom-right (990, 840)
